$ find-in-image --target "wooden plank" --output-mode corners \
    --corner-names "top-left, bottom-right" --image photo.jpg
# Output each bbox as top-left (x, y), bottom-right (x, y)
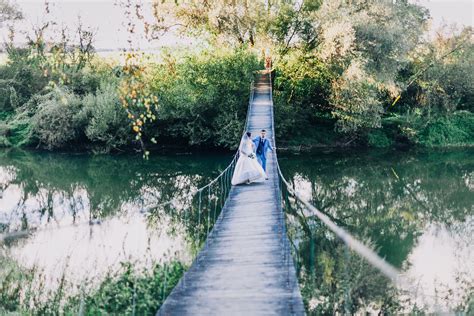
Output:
top-left (157, 72), bottom-right (305, 316)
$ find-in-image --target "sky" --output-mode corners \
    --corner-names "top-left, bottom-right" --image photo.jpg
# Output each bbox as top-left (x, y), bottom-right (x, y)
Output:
top-left (1, 0), bottom-right (473, 51)
top-left (415, 0), bottom-right (473, 29)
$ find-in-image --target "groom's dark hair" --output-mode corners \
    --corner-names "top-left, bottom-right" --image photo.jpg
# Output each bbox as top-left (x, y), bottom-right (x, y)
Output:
top-left (261, 129), bottom-right (266, 132)
top-left (246, 132), bottom-right (251, 137)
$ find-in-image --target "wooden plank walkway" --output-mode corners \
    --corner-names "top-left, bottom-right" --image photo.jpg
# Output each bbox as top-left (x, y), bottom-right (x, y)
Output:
top-left (157, 72), bottom-right (305, 315)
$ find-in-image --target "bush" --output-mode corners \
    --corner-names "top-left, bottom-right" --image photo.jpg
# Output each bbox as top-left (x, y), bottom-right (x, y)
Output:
top-left (31, 88), bottom-right (87, 149)
top-left (418, 111), bottom-right (474, 147)
top-left (83, 83), bottom-right (132, 151)
top-left (0, 48), bottom-right (49, 111)
top-left (0, 257), bottom-right (185, 315)
top-left (67, 62), bottom-right (117, 96)
top-left (149, 48), bottom-right (262, 149)
top-left (273, 51), bottom-right (334, 141)
top-left (64, 261), bottom-right (186, 315)
top-left (367, 129), bottom-right (393, 148)
top-left (331, 78), bottom-right (383, 134)
top-left (383, 110), bottom-right (474, 147)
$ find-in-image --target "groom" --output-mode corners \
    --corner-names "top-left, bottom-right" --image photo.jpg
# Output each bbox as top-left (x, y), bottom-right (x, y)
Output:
top-left (253, 129), bottom-right (273, 179)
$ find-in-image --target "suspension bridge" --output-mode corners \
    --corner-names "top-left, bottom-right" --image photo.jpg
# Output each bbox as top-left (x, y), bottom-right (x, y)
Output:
top-left (157, 70), bottom-right (405, 315)
top-left (158, 71), bottom-right (305, 315)
top-left (0, 70), bottom-right (407, 315)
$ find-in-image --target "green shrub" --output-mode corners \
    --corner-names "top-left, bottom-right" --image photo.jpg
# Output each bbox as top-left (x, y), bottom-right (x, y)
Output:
top-left (0, 136), bottom-right (11, 147)
top-left (273, 51), bottom-right (334, 141)
top-left (67, 62), bottom-right (117, 96)
top-left (418, 111), bottom-right (474, 147)
top-left (331, 79), bottom-right (384, 134)
top-left (64, 261), bottom-right (185, 315)
top-left (0, 257), bottom-right (185, 315)
top-left (0, 48), bottom-right (49, 111)
top-left (367, 129), bottom-right (394, 148)
top-left (384, 110), bottom-right (474, 147)
top-left (84, 83), bottom-right (132, 151)
top-left (31, 88), bottom-right (87, 149)
top-left (0, 122), bottom-right (8, 136)
top-left (149, 48), bottom-right (262, 149)
top-left (7, 118), bottom-right (32, 147)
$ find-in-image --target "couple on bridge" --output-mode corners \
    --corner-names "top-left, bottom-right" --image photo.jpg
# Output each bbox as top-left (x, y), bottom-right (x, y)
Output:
top-left (231, 129), bottom-right (273, 185)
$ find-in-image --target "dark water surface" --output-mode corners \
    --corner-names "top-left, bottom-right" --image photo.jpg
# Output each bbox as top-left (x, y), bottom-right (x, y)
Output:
top-left (0, 148), bottom-right (472, 313)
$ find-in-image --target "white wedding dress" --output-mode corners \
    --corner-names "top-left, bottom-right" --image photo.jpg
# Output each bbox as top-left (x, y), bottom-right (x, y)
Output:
top-left (231, 136), bottom-right (266, 185)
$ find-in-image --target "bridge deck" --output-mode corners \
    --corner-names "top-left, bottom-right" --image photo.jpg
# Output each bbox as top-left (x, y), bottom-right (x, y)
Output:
top-left (158, 72), bottom-right (305, 315)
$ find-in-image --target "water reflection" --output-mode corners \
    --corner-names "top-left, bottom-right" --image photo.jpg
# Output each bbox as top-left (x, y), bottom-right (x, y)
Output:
top-left (0, 149), bottom-right (231, 231)
top-left (0, 149), bottom-right (232, 303)
top-left (11, 215), bottom-right (190, 288)
top-left (280, 149), bottom-right (474, 314)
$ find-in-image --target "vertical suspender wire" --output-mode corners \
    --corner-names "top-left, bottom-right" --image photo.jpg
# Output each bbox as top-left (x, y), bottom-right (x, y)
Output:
top-left (224, 169), bottom-right (228, 197)
top-left (197, 191), bottom-right (202, 247)
top-left (213, 190), bottom-right (218, 223)
top-left (206, 186), bottom-right (211, 247)
top-left (220, 176), bottom-right (224, 209)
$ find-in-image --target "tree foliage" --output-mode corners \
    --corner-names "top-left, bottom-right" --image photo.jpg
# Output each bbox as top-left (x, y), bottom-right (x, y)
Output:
top-left (151, 0), bottom-right (273, 46)
top-left (1, 0), bottom-right (472, 150)
top-left (149, 48), bottom-right (261, 148)
top-left (268, 0), bottom-right (472, 145)
top-left (0, 0), bottom-right (22, 26)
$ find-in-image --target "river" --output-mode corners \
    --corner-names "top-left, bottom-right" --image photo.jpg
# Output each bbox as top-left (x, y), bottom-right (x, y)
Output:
top-left (0, 148), bottom-right (472, 314)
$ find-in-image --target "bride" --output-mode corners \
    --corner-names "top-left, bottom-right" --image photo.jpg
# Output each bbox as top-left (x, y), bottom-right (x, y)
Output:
top-left (231, 132), bottom-right (266, 185)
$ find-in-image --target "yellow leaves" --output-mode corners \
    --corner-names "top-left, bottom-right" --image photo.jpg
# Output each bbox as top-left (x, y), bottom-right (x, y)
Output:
top-left (119, 51), bottom-right (162, 155)
top-left (400, 211), bottom-right (415, 221)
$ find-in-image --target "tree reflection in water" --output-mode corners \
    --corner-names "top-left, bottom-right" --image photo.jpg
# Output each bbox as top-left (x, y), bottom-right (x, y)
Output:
top-left (280, 149), bottom-right (473, 314)
top-left (0, 149), bottom-right (233, 312)
top-left (0, 148), bottom-right (472, 313)
top-left (0, 149), bottom-right (232, 235)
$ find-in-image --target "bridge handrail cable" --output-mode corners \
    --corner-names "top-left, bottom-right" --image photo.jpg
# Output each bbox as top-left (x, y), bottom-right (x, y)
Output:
top-left (143, 79), bottom-right (255, 213)
top-left (0, 80), bottom-right (257, 244)
top-left (266, 70), bottom-right (406, 287)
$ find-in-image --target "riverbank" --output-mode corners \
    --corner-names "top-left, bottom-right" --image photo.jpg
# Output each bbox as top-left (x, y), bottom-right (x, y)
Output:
top-left (1, 44), bottom-right (472, 154)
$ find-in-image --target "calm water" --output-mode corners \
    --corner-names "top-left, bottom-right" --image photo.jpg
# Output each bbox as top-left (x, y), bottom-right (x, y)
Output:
top-left (0, 148), bottom-right (473, 313)
top-left (0, 149), bottom-right (232, 300)
top-left (279, 149), bottom-right (473, 314)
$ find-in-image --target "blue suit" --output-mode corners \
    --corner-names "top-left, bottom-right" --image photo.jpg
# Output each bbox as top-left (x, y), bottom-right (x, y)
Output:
top-left (253, 136), bottom-right (273, 171)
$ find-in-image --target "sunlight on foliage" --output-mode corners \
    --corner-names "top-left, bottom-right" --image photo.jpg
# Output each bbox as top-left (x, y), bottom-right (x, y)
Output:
top-left (119, 52), bottom-right (159, 158)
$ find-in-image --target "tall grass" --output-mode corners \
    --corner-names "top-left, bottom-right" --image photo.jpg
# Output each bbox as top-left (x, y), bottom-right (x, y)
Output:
top-left (0, 253), bottom-right (186, 315)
